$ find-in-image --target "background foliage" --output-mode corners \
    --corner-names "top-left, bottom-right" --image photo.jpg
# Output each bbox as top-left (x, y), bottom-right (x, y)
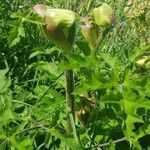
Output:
top-left (0, 0), bottom-right (150, 149)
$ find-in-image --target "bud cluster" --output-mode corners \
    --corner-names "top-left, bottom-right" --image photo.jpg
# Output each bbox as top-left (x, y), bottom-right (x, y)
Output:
top-left (33, 3), bottom-right (115, 53)
top-left (81, 3), bottom-right (115, 52)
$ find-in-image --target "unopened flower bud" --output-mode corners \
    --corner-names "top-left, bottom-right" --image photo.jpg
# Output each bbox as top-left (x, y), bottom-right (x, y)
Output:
top-left (93, 3), bottom-right (115, 27)
top-left (33, 4), bottom-right (76, 53)
top-left (81, 18), bottom-right (98, 51)
top-left (146, 61), bottom-right (150, 69)
top-left (33, 4), bottom-right (75, 28)
top-left (136, 56), bottom-right (149, 67)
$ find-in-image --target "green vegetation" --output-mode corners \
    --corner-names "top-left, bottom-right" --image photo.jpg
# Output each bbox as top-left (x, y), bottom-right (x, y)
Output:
top-left (0, 0), bottom-right (150, 149)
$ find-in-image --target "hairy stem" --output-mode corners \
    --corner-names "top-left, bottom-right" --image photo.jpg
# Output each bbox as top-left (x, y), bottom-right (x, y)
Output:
top-left (65, 69), bottom-right (75, 133)
top-left (65, 69), bottom-right (79, 145)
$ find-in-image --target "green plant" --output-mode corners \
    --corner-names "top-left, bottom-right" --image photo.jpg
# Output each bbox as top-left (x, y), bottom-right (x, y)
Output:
top-left (0, 0), bottom-right (150, 150)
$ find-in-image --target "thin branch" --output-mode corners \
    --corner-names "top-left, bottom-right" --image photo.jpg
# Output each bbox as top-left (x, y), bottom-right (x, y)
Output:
top-left (12, 100), bottom-right (35, 108)
top-left (16, 125), bottom-right (49, 135)
top-left (0, 139), bottom-right (9, 147)
top-left (93, 137), bottom-right (127, 148)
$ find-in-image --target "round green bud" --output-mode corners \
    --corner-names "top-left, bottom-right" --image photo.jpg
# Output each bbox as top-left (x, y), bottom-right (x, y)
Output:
top-left (93, 3), bottom-right (115, 27)
top-left (32, 4), bottom-right (76, 53)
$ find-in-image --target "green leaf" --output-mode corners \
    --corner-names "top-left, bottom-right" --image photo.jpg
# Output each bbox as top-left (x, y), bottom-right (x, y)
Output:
top-left (121, 90), bottom-right (150, 144)
top-left (10, 136), bottom-right (33, 150)
top-left (62, 54), bottom-right (86, 70)
top-left (0, 70), bottom-right (13, 124)
top-left (129, 43), bottom-right (150, 62)
top-left (122, 98), bottom-right (150, 117)
top-left (124, 115), bottom-right (143, 143)
top-left (29, 47), bottom-right (58, 59)
top-left (8, 19), bottom-right (25, 47)
top-left (100, 53), bottom-right (120, 69)
top-left (34, 85), bottom-right (65, 117)
top-left (66, 54), bottom-right (86, 64)
top-left (49, 128), bottom-right (82, 150)
top-left (144, 79), bottom-right (150, 97)
top-left (0, 127), bottom-right (7, 140)
top-left (34, 85), bottom-right (64, 101)
top-left (7, 9), bottom-right (44, 47)
top-left (10, 10), bottom-right (31, 19)
top-left (38, 62), bottom-right (60, 76)
top-left (0, 94), bottom-right (13, 124)
top-left (27, 61), bottom-right (61, 77)
top-left (101, 91), bottom-right (122, 104)
top-left (74, 75), bottom-right (103, 95)
top-left (0, 69), bottom-right (10, 93)
top-left (11, 9), bottom-right (44, 25)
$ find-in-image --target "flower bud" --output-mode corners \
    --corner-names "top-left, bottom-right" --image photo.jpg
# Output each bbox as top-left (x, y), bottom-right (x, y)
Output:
top-left (136, 56), bottom-right (149, 66)
top-left (136, 56), bottom-right (150, 69)
top-left (32, 4), bottom-right (76, 53)
top-left (32, 4), bottom-right (47, 18)
top-left (81, 18), bottom-right (98, 51)
top-left (136, 56), bottom-right (148, 67)
top-left (93, 3), bottom-right (115, 27)
top-left (76, 107), bottom-right (90, 126)
top-left (33, 4), bottom-right (75, 28)
top-left (146, 61), bottom-right (150, 69)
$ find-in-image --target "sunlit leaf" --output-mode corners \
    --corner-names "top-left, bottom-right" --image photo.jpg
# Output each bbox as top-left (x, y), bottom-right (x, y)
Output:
top-left (8, 19), bottom-right (25, 47)
top-left (49, 128), bottom-right (82, 150)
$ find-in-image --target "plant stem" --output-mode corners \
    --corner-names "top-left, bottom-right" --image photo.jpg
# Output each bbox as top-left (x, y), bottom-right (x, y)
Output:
top-left (65, 69), bottom-right (80, 146)
top-left (65, 69), bottom-right (75, 133)
top-left (92, 137), bottom-right (127, 149)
